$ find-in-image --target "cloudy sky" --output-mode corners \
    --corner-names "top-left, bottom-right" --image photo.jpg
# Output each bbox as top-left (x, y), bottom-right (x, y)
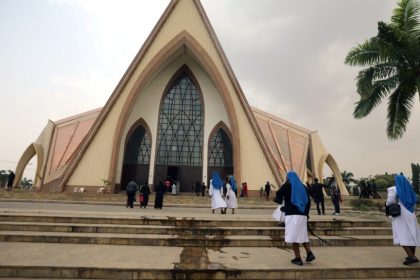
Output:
top-left (0, 0), bottom-right (418, 180)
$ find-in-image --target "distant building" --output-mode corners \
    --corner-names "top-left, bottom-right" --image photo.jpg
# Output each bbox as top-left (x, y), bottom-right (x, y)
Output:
top-left (14, 0), bottom-right (346, 195)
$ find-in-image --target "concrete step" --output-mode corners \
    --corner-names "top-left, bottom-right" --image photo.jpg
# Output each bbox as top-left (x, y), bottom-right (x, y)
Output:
top-left (0, 221), bottom-right (392, 236)
top-left (0, 231), bottom-right (394, 247)
top-left (0, 242), bottom-right (418, 279)
top-left (0, 213), bottom-right (390, 228)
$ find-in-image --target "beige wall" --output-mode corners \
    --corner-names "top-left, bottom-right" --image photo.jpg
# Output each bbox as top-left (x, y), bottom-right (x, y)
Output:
top-left (35, 121), bottom-right (54, 187)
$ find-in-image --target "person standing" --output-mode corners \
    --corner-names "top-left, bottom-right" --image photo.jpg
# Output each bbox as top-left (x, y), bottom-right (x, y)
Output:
top-left (201, 182), bottom-right (206, 197)
top-left (242, 182), bottom-right (248, 197)
top-left (154, 181), bottom-right (165, 209)
top-left (139, 182), bottom-right (150, 208)
top-left (7, 171), bottom-right (15, 191)
top-left (386, 175), bottom-right (420, 265)
top-left (311, 178), bottom-right (326, 215)
top-left (195, 181), bottom-right (201, 197)
top-left (276, 171), bottom-right (315, 266)
top-left (330, 177), bottom-right (341, 215)
top-left (171, 182), bottom-right (177, 195)
top-left (225, 176), bottom-right (238, 214)
top-left (125, 180), bottom-right (138, 208)
top-left (371, 179), bottom-right (381, 199)
top-left (264, 181), bottom-right (271, 201)
top-left (209, 172), bottom-right (227, 214)
top-left (359, 180), bottom-right (368, 198)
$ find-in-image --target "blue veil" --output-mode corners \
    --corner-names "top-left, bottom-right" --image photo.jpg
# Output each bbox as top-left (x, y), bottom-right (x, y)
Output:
top-left (395, 175), bottom-right (416, 213)
top-left (287, 171), bottom-right (308, 213)
top-left (212, 172), bottom-right (223, 190)
top-left (229, 176), bottom-right (237, 193)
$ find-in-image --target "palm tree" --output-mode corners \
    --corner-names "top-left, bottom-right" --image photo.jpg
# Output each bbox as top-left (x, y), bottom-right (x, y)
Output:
top-left (345, 0), bottom-right (420, 140)
top-left (21, 177), bottom-right (33, 189)
top-left (0, 170), bottom-right (8, 188)
top-left (341, 170), bottom-right (358, 194)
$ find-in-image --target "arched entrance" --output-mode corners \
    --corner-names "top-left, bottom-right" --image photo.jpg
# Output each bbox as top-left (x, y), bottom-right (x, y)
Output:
top-left (121, 121), bottom-right (151, 190)
top-left (154, 67), bottom-right (204, 192)
top-left (208, 124), bottom-right (233, 183)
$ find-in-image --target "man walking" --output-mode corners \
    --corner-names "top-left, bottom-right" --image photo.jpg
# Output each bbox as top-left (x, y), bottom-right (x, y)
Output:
top-left (311, 178), bottom-right (326, 215)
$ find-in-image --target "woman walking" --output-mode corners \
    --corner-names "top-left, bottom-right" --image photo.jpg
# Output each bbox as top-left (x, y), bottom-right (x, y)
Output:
top-left (139, 182), bottom-right (150, 208)
top-left (386, 175), bottom-right (420, 265)
top-left (276, 171), bottom-right (315, 266)
top-left (225, 176), bottom-right (238, 214)
top-left (209, 172), bottom-right (227, 214)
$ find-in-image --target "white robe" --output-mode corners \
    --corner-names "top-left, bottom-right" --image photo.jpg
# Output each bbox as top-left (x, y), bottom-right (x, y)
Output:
top-left (386, 186), bottom-right (420, 246)
top-left (284, 215), bottom-right (309, 244)
top-left (209, 181), bottom-right (227, 210)
top-left (224, 183), bottom-right (238, 209)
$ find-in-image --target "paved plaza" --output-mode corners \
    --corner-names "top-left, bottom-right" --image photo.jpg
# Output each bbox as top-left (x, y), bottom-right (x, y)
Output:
top-left (0, 199), bottom-right (418, 279)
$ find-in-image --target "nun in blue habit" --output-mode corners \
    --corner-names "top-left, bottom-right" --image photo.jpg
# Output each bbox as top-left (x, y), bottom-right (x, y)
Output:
top-left (386, 175), bottom-right (420, 265)
top-left (209, 172), bottom-right (227, 214)
top-left (276, 171), bottom-right (315, 266)
top-left (225, 176), bottom-right (238, 214)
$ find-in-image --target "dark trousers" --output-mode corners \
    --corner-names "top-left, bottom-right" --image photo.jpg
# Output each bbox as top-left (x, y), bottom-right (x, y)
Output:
top-left (126, 191), bottom-right (136, 208)
top-left (332, 197), bottom-right (340, 214)
top-left (315, 198), bottom-right (325, 215)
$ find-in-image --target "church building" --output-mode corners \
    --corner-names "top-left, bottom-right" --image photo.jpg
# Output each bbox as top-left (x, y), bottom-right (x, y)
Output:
top-left (13, 0), bottom-right (347, 195)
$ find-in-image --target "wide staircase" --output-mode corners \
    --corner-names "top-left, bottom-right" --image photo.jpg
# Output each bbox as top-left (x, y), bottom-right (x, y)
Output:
top-left (0, 205), bottom-right (418, 279)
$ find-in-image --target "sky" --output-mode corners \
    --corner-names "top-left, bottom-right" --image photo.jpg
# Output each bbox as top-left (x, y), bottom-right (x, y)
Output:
top-left (0, 0), bottom-right (418, 181)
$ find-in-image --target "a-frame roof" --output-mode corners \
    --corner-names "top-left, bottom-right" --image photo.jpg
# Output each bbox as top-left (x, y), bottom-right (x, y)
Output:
top-left (58, 0), bottom-right (284, 190)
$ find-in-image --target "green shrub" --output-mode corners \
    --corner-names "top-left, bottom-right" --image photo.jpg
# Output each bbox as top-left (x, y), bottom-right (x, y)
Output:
top-left (350, 198), bottom-right (385, 212)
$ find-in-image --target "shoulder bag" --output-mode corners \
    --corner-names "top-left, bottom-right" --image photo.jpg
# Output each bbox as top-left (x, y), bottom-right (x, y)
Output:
top-left (385, 196), bottom-right (401, 217)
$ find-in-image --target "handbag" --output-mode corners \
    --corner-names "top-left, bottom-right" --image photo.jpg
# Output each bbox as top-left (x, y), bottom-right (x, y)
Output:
top-left (139, 195), bottom-right (144, 203)
top-left (272, 203), bottom-right (285, 222)
top-left (385, 196), bottom-right (401, 217)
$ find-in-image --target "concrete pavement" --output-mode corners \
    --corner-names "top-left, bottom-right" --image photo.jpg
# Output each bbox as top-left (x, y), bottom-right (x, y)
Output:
top-left (0, 201), bottom-right (418, 279)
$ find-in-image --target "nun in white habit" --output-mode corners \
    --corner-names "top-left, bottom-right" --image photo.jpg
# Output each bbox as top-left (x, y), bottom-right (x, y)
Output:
top-left (386, 175), bottom-right (420, 265)
top-left (276, 171), bottom-right (315, 266)
top-left (209, 172), bottom-right (227, 214)
top-left (225, 176), bottom-right (238, 214)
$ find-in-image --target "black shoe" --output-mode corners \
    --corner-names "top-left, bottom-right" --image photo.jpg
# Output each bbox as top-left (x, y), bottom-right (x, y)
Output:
top-left (291, 258), bottom-right (303, 266)
top-left (306, 252), bottom-right (315, 262)
top-left (403, 257), bottom-right (419, 265)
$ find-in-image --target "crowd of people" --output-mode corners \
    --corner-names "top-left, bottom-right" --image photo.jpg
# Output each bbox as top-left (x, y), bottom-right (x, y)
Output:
top-left (124, 171), bottom-right (419, 267)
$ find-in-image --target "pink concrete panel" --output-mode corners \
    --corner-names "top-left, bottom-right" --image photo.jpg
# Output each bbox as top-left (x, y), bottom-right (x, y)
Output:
top-left (288, 131), bottom-right (309, 178)
top-left (270, 123), bottom-right (292, 172)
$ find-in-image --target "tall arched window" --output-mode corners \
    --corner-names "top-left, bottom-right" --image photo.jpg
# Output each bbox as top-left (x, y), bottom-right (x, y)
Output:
top-left (121, 124), bottom-right (151, 190)
top-left (208, 127), bottom-right (232, 167)
top-left (124, 126), bottom-right (151, 164)
top-left (154, 69), bottom-right (204, 192)
top-left (156, 71), bottom-right (204, 166)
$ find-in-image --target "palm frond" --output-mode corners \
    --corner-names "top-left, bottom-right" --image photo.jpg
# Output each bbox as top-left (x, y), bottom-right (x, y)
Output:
top-left (391, 0), bottom-right (420, 37)
top-left (377, 21), bottom-right (415, 66)
top-left (354, 75), bottom-right (397, 118)
top-left (344, 39), bottom-right (382, 66)
top-left (356, 64), bottom-right (398, 97)
top-left (386, 81), bottom-right (417, 139)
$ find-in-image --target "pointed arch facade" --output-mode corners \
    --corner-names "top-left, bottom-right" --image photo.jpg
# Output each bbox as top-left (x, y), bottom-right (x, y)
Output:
top-left (207, 121), bottom-right (233, 182)
top-left (13, 143), bottom-right (44, 189)
top-left (120, 118), bottom-right (152, 191)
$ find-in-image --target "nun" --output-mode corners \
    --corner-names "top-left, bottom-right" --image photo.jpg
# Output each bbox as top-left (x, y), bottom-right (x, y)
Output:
top-left (225, 176), bottom-right (238, 214)
top-left (276, 171), bottom-right (315, 266)
top-left (386, 175), bottom-right (420, 265)
top-left (209, 172), bottom-right (227, 214)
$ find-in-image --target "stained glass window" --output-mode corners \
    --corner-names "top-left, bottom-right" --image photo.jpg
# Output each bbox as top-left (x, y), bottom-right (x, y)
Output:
top-left (208, 128), bottom-right (232, 167)
top-left (124, 126), bottom-right (151, 164)
top-left (156, 71), bottom-right (203, 166)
